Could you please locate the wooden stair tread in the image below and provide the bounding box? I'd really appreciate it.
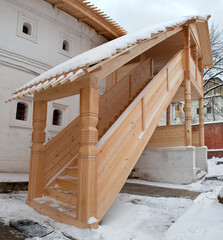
[57,175,77,182]
[56,175,78,190]
[34,196,76,217]
[45,186,77,206]
[28,198,98,229]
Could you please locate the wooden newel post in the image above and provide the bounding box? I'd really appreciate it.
[184,26,192,146]
[28,99,47,201]
[77,86,99,223]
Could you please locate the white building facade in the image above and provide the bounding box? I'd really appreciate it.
[0,0,108,172]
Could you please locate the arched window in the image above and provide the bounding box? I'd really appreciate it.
[16,102,28,121]
[62,40,69,52]
[52,109,62,126]
[22,22,32,35]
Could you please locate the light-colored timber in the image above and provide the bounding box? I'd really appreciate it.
[13,16,212,229]
[147,125,199,148]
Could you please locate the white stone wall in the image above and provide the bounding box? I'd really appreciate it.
[0,0,107,172]
[134,146,207,184]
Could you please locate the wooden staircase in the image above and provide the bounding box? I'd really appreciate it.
[27,49,201,228]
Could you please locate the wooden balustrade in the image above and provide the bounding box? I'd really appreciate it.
[96,50,184,220]
[43,117,80,187]
[98,58,153,137]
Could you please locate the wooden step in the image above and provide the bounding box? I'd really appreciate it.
[28,198,97,229]
[66,166,78,177]
[56,175,78,190]
[45,186,77,206]
[69,158,78,167]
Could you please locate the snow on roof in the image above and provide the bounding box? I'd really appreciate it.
[7,15,209,102]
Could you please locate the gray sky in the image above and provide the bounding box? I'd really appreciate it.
[90,0,223,32]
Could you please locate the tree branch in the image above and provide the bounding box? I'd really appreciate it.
[204,82,223,96]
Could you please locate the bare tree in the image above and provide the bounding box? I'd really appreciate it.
[203,23,223,96]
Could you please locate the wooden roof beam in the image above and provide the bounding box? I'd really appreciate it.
[62,0,123,38]
[79,16,89,22]
[35,75,97,102]
[53,1,65,8]
[98,30,110,35]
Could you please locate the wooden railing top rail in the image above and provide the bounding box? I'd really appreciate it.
[97,50,184,149]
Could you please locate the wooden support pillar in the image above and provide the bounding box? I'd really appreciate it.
[184,26,192,146]
[27,98,47,201]
[77,86,99,223]
[166,105,171,126]
[199,97,205,146]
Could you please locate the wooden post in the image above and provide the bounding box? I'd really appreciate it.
[199,97,204,146]
[27,98,47,201]
[184,27,192,146]
[166,105,171,126]
[150,58,154,77]
[77,85,99,223]
[191,45,198,82]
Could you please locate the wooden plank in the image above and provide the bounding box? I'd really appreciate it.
[147,125,200,148]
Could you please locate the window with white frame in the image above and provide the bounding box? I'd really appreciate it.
[47,102,68,132]
[17,12,38,43]
[10,96,33,129]
[59,33,72,57]
[52,109,63,126]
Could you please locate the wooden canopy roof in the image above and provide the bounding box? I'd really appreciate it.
[45,0,127,40]
[7,15,213,103]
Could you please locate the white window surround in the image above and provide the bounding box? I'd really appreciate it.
[9,96,33,129]
[17,12,38,43]
[47,102,68,132]
[59,33,73,57]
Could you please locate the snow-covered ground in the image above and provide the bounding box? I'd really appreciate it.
[0,157,223,240]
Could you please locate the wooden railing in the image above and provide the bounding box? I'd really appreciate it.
[96,50,185,220]
[43,117,80,186]
[190,53,203,90]
[98,58,153,136]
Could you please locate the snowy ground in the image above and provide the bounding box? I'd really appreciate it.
[0,157,223,240]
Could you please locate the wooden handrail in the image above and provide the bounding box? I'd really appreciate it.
[96,50,185,220]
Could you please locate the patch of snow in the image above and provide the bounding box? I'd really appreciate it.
[88,217,98,224]
[165,190,223,240]
[207,157,223,177]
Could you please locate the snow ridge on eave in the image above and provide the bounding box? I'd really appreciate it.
[14,15,208,94]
